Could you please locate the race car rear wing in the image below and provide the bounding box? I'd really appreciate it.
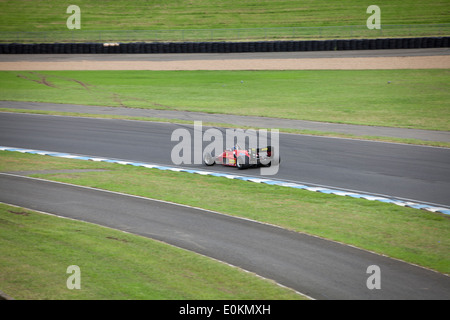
[247,146,273,159]
[257,146,272,157]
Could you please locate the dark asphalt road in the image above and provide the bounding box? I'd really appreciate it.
[1,173,449,300]
[1,113,449,206]
[2,101,449,142]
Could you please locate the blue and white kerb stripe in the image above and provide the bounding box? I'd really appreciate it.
[1,146,449,215]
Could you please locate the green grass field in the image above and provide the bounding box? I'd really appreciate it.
[1,70,449,131]
[1,1,449,42]
[1,0,449,32]
[0,203,306,300]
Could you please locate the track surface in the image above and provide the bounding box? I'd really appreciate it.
[1,113,449,207]
[2,101,450,142]
[1,173,449,300]
[1,48,449,300]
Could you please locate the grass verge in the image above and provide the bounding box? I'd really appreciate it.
[0,203,305,300]
[1,70,449,131]
[1,151,449,278]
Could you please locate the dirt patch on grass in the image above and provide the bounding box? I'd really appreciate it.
[8,210,30,216]
[106,236,129,243]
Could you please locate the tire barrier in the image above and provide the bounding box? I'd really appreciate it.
[0,37,448,54]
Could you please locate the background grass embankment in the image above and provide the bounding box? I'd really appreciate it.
[1,70,449,131]
[0,1,449,42]
[0,0,448,31]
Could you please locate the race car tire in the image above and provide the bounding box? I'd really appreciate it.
[236,156,250,170]
[203,152,215,166]
[262,156,281,167]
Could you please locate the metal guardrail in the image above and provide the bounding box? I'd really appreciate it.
[0,24,449,43]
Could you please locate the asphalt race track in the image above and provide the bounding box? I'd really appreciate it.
[1,113,449,207]
[2,100,450,142]
[1,173,449,300]
[1,49,449,300]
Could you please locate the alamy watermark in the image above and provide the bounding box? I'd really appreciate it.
[366,265,381,290]
[170,121,280,175]
[66,5,81,30]
[367,5,381,30]
[66,265,81,290]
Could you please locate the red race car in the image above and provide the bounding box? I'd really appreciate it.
[203,144,279,169]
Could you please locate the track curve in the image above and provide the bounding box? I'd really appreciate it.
[1,173,449,300]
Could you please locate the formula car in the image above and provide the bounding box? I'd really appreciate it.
[203,144,279,169]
